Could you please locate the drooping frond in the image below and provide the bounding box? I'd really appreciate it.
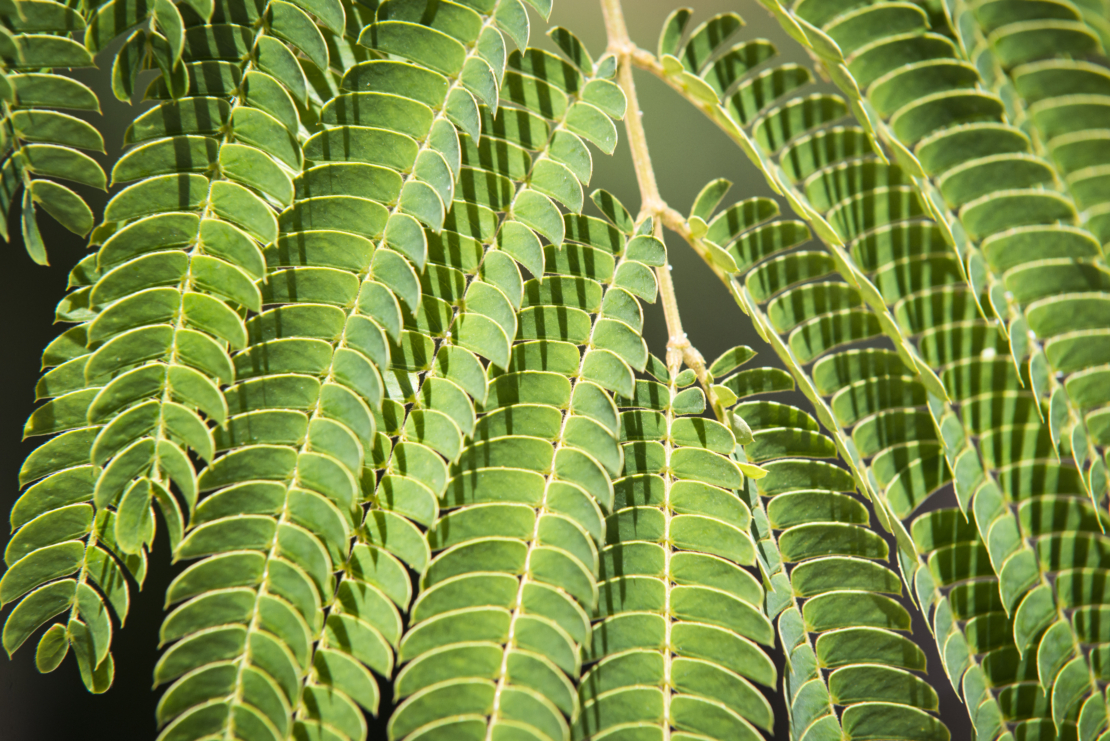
[152,1,519,738]
[154,4,616,741]
[383,61,641,736]
[574,350,776,740]
[743,390,952,741]
[754,408,945,736]
[284,1,540,733]
[752,0,1110,730]
[638,19,979,737]
[910,508,1051,741]
[640,11,1062,737]
[765,0,1110,511]
[387,226,626,738]
[1,0,103,263]
[1,2,149,686]
[2,0,349,701]
[3,256,134,693]
[634,6,1110,737]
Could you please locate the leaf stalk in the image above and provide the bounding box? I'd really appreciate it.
[600,0,708,388]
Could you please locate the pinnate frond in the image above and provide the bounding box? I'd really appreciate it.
[1,0,103,263]
[734,369,949,741]
[749,0,1110,730]
[630,4,1110,736]
[386,39,637,739]
[5,0,350,706]
[9,0,1110,738]
[575,353,777,741]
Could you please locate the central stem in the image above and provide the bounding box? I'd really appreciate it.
[601,0,706,382]
[601,0,662,211]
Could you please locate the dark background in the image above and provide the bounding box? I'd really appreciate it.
[0,1,972,738]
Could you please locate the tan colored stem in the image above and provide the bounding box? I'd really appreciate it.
[600,0,710,386]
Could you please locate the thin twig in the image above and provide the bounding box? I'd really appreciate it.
[600,0,711,388]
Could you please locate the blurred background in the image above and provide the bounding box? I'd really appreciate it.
[0,1,972,738]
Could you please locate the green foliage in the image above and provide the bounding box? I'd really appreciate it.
[757,0,1110,734]
[576,358,775,741]
[1,0,103,263]
[750,396,948,741]
[4,0,1110,739]
[668,152,951,739]
[769,0,1110,500]
[636,1,1110,738]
